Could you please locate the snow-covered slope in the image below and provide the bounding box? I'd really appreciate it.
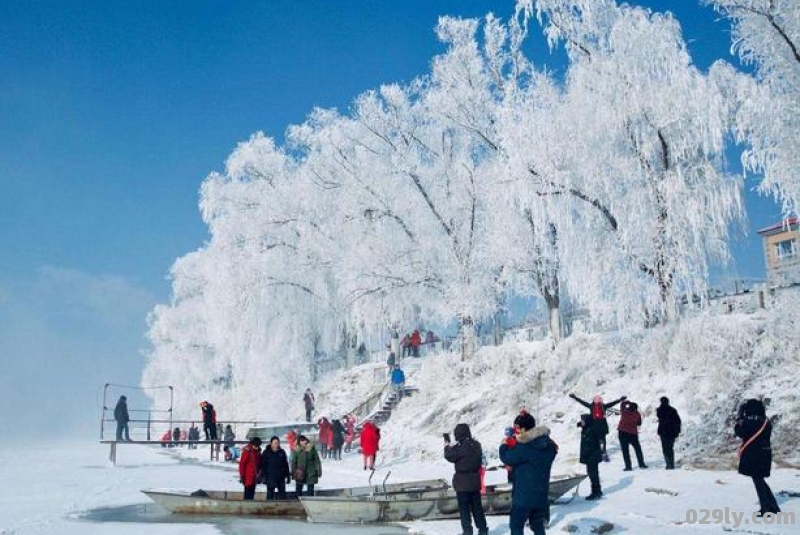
[315,302,800,474]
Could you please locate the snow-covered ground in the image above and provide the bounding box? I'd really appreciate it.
[3,438,797,535]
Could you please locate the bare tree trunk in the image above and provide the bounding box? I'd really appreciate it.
[459,316,475,361]
[544,288,562,343]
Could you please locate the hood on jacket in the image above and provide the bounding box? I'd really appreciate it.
[516,426,551,445]
[454,423,472,442]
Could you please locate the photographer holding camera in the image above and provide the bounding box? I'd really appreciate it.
[444,424,488,535]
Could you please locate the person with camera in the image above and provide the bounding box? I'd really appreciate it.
[735,399,780,517]
[444,424,488,535]
[500,413,558,535]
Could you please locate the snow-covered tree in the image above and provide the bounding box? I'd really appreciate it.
[705,0,800,214]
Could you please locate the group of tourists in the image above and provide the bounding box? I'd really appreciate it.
[399,329,437,358]
[237,418,383,500]
[445,394,780,535]
[316,415,356,460]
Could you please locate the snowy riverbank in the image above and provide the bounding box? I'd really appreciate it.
[3,439,798,534]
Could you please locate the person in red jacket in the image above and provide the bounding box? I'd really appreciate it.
[617,401,647,471]
[360,420,380,470]
[410,330,422,357]
[286,429,297,452]
[344,415,356,453]
[317,417,332,459]
[239,437,262,500]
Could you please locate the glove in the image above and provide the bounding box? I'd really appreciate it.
[621,395,627,400]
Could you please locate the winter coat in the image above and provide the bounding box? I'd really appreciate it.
[261,447,291,484]
[318,418,331,446]
[331,420,345,449]
[172,428,181,442]
[444,423,483,493]
[201,403,216,425]
[570,394,624,436]
[188,427,199,441]
[657,403,682,438]
[224,427,236,447]
[114,398,129,423]
[618,404,642,435]
[579,418,603,465]
[239,444,261,487]
[410,331,422,348]
[292,445,322,484]
[499,426,558,508]
[286,430,297,451]
[735,404,773,478]
[304,391,315,410]
[345,417,356,442]
[360,422,380,456]
[391,368,405,385]
[401,335,411,348]
[387,353,396,368]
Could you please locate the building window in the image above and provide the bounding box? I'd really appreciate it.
[774,239,797,259]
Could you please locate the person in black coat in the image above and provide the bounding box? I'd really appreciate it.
[444,423,488,535]
[735,399,780,516]
[331,419,345,460]
[114,395,130,442]
[261,436,292,500]
[578,414,603,500]
[656,397,681,469]
[500,413,558,535]
[569,393,626,458]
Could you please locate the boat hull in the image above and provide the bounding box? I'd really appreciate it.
[300,474,587,523]
[142,478,449,516]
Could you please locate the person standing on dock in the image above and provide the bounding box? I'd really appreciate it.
[292,435,322,496]
[113,395,130,442]
[239,437,262,500]
[261,436,291,500]
[200,401,217,440]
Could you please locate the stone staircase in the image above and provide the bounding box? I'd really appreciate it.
[356,385,418,430]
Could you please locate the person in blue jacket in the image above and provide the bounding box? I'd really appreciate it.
[390,365,406,400]
[500,413,558,535]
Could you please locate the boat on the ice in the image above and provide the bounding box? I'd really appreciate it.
[142,478,449,516]
[299,474,587,524]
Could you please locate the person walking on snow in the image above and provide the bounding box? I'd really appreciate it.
[410,329,422,357]
[114,395,130,442]
[578,414,604,500]
[317,417,332,459]
[391,365,406,400]
[569,393,625,460]
[445,423,488,535]
[656,396,681,470]
[500,413,558,535]
[292,435,322,496]
[735,399,780,517]
[239,437,262,500]
[360,420,380,470]
[303,389,315,423]
[261,436,291,500]
[618,401,647,471]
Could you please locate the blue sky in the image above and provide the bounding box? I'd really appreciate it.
[0,1,782,433]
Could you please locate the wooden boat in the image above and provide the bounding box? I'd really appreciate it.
[142,478,449,516]
[299,474,587,524]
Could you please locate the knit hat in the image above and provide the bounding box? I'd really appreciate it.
[514,413,537,430]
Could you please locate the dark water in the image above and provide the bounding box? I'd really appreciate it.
[75,502,408,535]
